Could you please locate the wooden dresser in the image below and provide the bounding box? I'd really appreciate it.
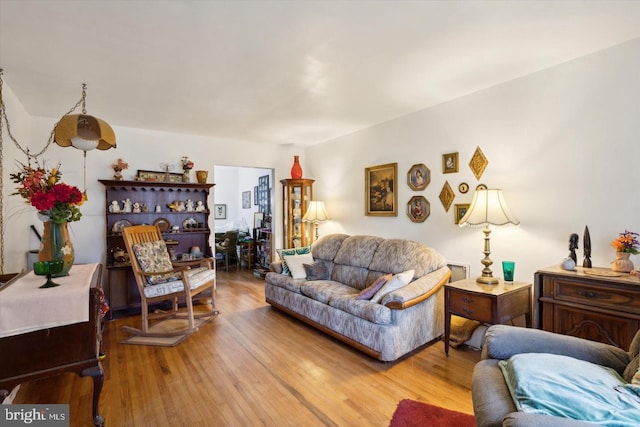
[0,264,104,426]
[535,265,640,350]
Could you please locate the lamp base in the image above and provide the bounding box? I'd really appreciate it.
[476,275,499,285]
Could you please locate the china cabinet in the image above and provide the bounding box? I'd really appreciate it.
[280,178,314,249]
[99,180,214,316]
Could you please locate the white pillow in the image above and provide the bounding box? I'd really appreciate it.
[283,253,315,279]
[370,269,414,303]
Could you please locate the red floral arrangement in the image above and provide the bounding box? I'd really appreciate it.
[10,160,83,223]
[181,156,194,171]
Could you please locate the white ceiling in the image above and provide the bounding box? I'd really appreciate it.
[2,1,640,146]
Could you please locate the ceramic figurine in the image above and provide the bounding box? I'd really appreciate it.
[560,257,576,271]
[123,198,132,213]
[186,199,194,212]
[195,201,205,212]
[109,200,121,213]
[132,202,141,213]
[176,201,186,212]
[155,204,162,213]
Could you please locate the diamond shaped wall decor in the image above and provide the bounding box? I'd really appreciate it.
[469,146,489,180]
[439,181,455,212]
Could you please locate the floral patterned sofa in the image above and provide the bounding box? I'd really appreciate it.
[265,234,450,361]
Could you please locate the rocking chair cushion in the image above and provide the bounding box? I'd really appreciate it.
[132,240,180,285]
[143,268,216,298]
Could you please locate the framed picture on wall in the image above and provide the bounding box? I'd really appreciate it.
[407,196,430,223]
[407,163,430,191]
[258,175,270,214]
[254,212,264,229]
[454,203,470,224]
[136,169,184,183]
[214,204,227,220]
[254,186,258,205]
[242,191,251,209]
[442,152,459,174]
[364,162,397,216]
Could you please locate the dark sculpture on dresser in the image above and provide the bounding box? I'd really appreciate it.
[583,226,592,268]
[569,233,579,264]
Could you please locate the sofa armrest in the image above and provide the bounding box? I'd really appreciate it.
[382,266,451,309]
[269,261,283,274]
[482,325,630,374]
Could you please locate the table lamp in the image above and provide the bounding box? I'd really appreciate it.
[458,189,519,284]
[302,201,331,242]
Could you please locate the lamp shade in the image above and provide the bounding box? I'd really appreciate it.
[54,114,116,151]
[459,189,519,227]
[302,201,331,224]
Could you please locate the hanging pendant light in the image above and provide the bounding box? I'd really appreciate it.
[54,83,116,201]
[54,83,116,151]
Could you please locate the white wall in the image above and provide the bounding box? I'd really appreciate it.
[306,38,640,284]
[1,95,303,271]
[4,38,639,284]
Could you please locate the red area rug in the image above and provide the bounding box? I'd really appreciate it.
[389,399,475,427]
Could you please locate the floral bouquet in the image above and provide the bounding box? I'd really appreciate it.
[10,160,83,223]
[181,156,194,171]
[112,158,129,172]
[611,230,640,255]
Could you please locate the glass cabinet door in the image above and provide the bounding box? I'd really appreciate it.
[281,178,314,249]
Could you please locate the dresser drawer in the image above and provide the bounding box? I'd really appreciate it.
[448,289,493,323]
[553,279,640,314]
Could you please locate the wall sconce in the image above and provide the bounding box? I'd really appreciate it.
[458,189,519,284]
[302,201,331,242]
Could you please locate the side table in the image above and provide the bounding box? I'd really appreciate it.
[444,278,532,355]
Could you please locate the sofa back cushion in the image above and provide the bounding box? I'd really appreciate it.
[368,238,446,279]
[332,235,384,289]
[310,234,350,277]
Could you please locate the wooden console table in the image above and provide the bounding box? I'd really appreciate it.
[535,265,640,350]
[0,264,104,427]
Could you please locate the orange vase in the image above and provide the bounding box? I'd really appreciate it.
[291,155,303,179]
[612,251,634,273]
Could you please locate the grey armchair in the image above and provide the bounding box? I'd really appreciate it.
[472,324,640,427]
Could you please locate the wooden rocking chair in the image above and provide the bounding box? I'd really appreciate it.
[121,225,218,337]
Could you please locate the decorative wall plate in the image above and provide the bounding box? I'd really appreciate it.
[153,218,170,232]
[469,146,489,180]
[439,181,455,212]
[112,219,133,233]
[182,217,197,230]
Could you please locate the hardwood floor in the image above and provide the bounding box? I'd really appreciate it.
[13,270,480,426]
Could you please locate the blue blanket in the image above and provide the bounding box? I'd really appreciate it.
[499,353,640,427]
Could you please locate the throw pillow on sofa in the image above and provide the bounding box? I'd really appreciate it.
[277,246,311,275]
[370,269,414,303]
[303,261,329,281]
[283,253,314,279]
[357,273,392,300]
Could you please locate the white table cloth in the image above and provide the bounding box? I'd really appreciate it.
[0,263,98,338]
